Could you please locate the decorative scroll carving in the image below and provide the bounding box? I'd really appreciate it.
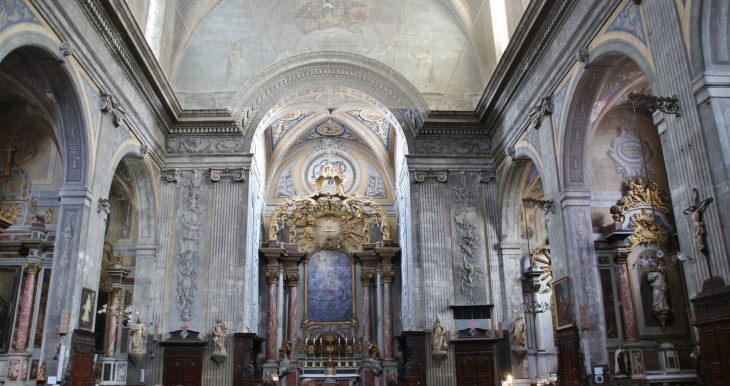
[161,168,179,183]
[618,178,671,213]
[58,42,73,62]
[166,137,245,154]
[177,170,204,321]
[530,245,553,293]
[210,167,246,182]
[269,162,390,251]
[412,169,447,183]
[312,138,351,155]
[479,170,495,183]
[274,162,297,197]
[529,97,553,129]
[577,48,590,69]
[608,125,655,179]
[627,209,670,252]
[364,162,386,198]
[628,92,680,116]
[99,92,127,128]
[452,172,483,304]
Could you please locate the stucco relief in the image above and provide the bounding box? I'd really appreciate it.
[450,172,485,304]
[275,162,297,198]
[608,125,655,179]
[414,137,489,155]
[364,162,386,198]
[176,170,206,321]
[166,136,245,154]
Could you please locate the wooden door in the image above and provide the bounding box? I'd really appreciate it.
[556,329,580,386]
[68,330,95,386]
[699,324,730,385]
[456,354,494,386]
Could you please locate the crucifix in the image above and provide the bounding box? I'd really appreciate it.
[683,188,714,281]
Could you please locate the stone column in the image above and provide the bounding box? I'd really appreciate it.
[14,262,41,352]
[265,270,279,363]
[381,270,395,361]
[285,274,299,361]
[105,288,122,357]
[613,252,637,341]
[361,273,374,359]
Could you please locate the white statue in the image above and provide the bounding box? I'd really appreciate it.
[212,318,227,354]
[129,317,146,354]
[512,315,526,348]
[647,271,670,313]
[431,314,447,351]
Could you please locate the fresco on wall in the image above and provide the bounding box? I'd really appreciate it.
[0,0,42,33]
[306,250,353,323]
[605,1,647,46]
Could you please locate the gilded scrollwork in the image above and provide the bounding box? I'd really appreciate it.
[530,244,553,293]
[268,161,390,252]
[627,209,670,252]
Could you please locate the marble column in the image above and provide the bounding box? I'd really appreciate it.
[105,288,122,357]
[613,252,637,341]
[381,270,394,361]
[265,271,279,363]
[361,273,374,359]
[285,274,299,360]
[14,262,41,352]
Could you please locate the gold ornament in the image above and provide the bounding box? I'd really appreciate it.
[627,209,670,252]
[618,178,671,213]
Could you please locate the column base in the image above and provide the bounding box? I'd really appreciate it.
[4,352,32,386]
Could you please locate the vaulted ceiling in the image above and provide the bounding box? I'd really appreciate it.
[129,0,530,112]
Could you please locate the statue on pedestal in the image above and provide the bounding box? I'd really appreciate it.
[512,315,526,348]
[128,317,146,366]
[212,319,227,354]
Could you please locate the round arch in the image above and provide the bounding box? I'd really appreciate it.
[228,51,430,152]
[0,30,90,188]
[562,40,657,190]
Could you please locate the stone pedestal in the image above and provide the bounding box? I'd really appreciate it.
[4,352,32,385]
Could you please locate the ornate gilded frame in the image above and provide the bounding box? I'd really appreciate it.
[301,249,358,327]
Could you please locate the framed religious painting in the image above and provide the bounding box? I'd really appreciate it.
[0,266,21,353]
[302,250,357,327]
[78,288,96,331]
[552,277,574,330]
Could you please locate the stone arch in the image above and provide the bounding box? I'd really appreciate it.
[691,0,730,76]
[0,31,90,188]
[562,41,657,190]
[229,51,429,152]
[106,152,158,245]
[499,147,545,245]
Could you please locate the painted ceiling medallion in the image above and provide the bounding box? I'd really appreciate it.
[359,109,383,121]
[316,123,344,136]
[315,93,345,103]
[280,110,303,120]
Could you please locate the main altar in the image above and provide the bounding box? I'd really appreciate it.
[258,161,400,386]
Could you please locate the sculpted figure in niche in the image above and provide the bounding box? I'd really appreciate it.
[512,314,526,348]
[431,314,447,351]
[130,317,146,354]
[683,189,714,253]
[647,269,670,313]
[212,318,227,354]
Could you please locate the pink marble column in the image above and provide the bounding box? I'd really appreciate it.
[614,253,637,341]
[105,288,121,357]
[265,271,279,363]
[381,270,394,361]
[286,274,299,360]
[360,274,374,359]
[14,263,41,352]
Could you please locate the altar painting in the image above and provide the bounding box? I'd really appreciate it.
[0,266,20,353]
[305,250,354,323]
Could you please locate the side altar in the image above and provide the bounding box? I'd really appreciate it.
[259,161,400,386]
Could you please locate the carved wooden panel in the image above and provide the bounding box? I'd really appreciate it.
[68,329,95,386]
[160,330,207,386]
[453,338,497,386]
[556,328,580,386]
[233,333,264,386]
[396,331,426,386]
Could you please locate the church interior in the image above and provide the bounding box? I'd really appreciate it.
[0,0,729,385]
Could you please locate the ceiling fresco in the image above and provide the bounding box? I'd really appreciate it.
[141,0,529,111]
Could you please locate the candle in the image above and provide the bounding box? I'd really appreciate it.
[345,337,348,344]
[339,338,341,344]
[320,338,322,344]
